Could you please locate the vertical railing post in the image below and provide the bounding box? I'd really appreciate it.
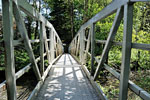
[2,0,17,99]
[74,40,76,55]
[84,29,91,65]
[72,40,74,55]
[54,33,56,58]
[91,24,95,76]
[57,41,60,55]
[56,38,59,57]
[62,42,64,54]
[40,22,44,75]
[71,41,73,54]
[75,38,77,55]
[13,2,42,81]
[76,35,80,56]
[80,30,85,64]
[55,38,57,57]
[74,39,76,55]
[43,26,51,64]
[50,29,54,62]
[69,43,71,54]
[49,28,51,59]
[119,3,133,100]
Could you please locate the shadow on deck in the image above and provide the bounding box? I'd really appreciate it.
[35,54,99,100]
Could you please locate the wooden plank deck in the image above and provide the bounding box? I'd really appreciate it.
[35,54,99,100]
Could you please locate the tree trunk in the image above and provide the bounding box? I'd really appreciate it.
[70,1,74,39]
[27,21,32,39]
[68,0,74,39]
[83,0,88,23]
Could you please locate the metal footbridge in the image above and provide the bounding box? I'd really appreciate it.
[0,0,150,100]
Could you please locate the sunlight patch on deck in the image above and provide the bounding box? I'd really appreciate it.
[35,54,99,100]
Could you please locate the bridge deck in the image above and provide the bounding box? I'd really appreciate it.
[35,54,99,100]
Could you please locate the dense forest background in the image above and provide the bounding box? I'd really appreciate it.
[0,0,150,99]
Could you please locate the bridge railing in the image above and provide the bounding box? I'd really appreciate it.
[69,0,150,100]
[0,0,63,100]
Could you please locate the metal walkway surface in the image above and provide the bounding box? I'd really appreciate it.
[35,54,99,100]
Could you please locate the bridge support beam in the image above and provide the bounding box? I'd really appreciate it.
[76,35,80,56]
[84,29,91,65]
[91,24,95,76]
[80,30,85,64]
[43,24,51,64]
[50,29,55,62]
[2,0,17,99]
[40,22,44,75]
[13,2,41,81]
[119,3,133,100]
[94,7,124,80]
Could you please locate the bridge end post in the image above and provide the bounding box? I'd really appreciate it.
[91,23,95,76]
[79,30,85,65]
[50,29,55,62]
[40,22,44,75]
[119,3,133,100]
[2,0,17,99]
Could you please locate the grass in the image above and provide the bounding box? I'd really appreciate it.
[95,70,150,100]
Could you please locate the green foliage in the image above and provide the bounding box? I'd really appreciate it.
[0,46,4,70]
[14,48,30,71]
[44,0,73,44]
[43,0,113,44]
[135,70,150,91]
[44,60,49,68]
[108,46,122,67]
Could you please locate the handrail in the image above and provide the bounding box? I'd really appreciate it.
[0,54,45,91]
[1,0,64,100]
[69,0,150,100]
[69,0,132,46]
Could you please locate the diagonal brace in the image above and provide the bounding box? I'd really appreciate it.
[76,35,80,56]
[84,30,91,63]
[119,3,133,100]
[42,24,51,64]
[13,2,41,81]
[94,7,124,80]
